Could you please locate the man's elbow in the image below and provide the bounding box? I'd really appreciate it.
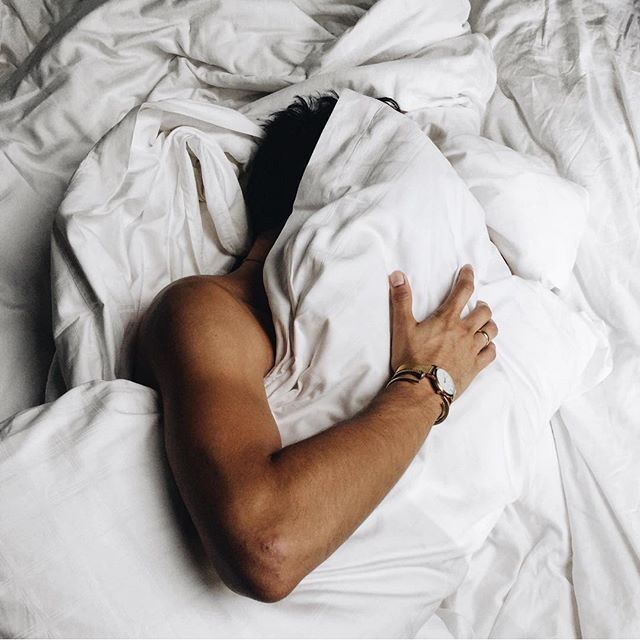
[240,570,296,604]
[216,528,301,603]
[246,538,300,602]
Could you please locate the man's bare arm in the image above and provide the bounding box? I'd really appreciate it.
[138,266,497,603]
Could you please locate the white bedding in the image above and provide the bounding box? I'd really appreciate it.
[466,2,640,637]
[0,0,491,419]
[0,0,638,636]
[0,89,611,637]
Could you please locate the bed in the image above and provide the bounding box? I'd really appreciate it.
[0,0,638,637]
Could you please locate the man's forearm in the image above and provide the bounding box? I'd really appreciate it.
[235,379,443,599]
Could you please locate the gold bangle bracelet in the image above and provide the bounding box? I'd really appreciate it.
[434,399,448,425]
[386,369,450,425]
[387,365,432,389]
[385,373,421,388]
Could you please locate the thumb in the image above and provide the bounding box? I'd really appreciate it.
[388,270,414,326]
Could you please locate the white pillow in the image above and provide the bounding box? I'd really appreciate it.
[264,90,609,443]
[439,133,589,290]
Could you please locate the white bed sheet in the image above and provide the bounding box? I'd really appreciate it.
[0,0,638,636]
[444,1,640,637]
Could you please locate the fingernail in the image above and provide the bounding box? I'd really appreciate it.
[389,271,405,287]
[459,264,472,276]
[477,299,487,306]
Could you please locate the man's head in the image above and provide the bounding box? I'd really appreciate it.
[245,92,402,237]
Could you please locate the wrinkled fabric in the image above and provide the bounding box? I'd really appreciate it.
[50,95,592,392]
[1,0,637,636]
[439,1,640,637]
[0,91,612,638]
[0,0,491,419]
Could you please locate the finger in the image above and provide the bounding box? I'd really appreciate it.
[473,319,498,353]
[388,270,416,329]
[464,300,492,331]
[441,264,475,318]
[476,341,497,370]
[484,319,499,340]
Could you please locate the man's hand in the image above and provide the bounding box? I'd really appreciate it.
[388,265,498,397]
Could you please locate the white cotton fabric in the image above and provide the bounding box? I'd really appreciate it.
[49,101,592,392]
[50,99,262,390]
[2,0,638,636]
[0,90,612,638]
[426,2,640,637]
[0,0,492,420]
[467,3,640,637]
[438,134,589,291]
[263,90,610,442]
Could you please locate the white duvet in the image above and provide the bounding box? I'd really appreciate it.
[0,0,637,637]
[1,82,611,637]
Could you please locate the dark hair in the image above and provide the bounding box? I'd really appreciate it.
[244,92,402,235]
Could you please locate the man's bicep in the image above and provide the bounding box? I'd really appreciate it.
[148,280,283,466]
[162,370,282,470]
[158,370,283,596]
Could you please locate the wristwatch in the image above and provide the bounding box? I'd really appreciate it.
[386,363,456,424]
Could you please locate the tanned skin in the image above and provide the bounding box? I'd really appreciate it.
[134,229,498,603]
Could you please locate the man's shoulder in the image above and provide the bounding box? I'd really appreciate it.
[138,275,273,385]
[151,275,237,324]
[144,275,256,351]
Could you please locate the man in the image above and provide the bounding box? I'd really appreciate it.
[134,93,498,603]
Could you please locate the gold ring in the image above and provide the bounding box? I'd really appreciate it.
[478,329,491,347]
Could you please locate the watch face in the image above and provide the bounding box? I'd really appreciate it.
[436,367,456,397]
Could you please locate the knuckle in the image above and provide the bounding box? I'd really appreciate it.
[444,313,459,331]
[393,288,411,303]
[432,306,447,320]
